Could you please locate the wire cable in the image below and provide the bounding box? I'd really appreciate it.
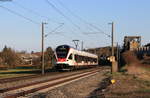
[11,1,61,24]
[89,24,111,37]
[45,23,64,37]
[56,0,110,37]
[45,0,81,30]
[56,0,86,24]
[0,5,39,25]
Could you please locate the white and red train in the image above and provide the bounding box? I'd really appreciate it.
[54,45,98,70]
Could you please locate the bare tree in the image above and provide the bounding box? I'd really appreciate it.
[0,46,21,68]
[44,47,54,68]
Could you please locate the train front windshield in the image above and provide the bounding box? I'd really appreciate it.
[56,45,69,58]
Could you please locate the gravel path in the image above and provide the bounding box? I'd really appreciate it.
[27,67,110,98]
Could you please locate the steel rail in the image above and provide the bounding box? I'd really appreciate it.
[0,67,97,83]
[1,68,101,98]
[0,68,101,93]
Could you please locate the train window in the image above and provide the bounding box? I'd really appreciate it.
[68,54,72,60]
[85,57,88,63]
[78,55,82,63]
[74,55,82,63]
[80,56,84,61]
[56,45,69,58]
[94,58,97,63]
[75,55,77,61]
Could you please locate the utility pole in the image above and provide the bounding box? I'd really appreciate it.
[72,40,79,49]
[112,22,114,57]
[116,43,119,61]
[109,22,118,73]
[109,22,114,57]
[116,43,120,66]
[81,41,83,50]
[41,22,47,75]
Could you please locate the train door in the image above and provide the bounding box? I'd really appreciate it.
[67,53,74,66]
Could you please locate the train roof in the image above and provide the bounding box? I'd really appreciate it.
[56,44,72,48]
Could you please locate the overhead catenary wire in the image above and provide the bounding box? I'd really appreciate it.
[45,24,74,40]
[56,0,110,37]
[45,0,81,30]
[45,23,64,37]
[45,0,87,40]
[89,24,111,37]
[0,5,39,25]
[56,0,94,32]
[11,1,62,24]
[56,0,87,24]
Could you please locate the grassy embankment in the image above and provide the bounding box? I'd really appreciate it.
[103,51,150,97]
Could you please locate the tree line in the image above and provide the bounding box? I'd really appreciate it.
[0,46,54,69]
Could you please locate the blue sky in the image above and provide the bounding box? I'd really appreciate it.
[0,0,150,52]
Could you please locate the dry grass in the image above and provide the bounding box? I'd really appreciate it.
[122,51,140,65]
[100,51,150,97]
[104,74,150,98]
[121,51,150,80]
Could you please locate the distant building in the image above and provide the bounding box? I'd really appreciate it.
[124,36,141,51]
[20,53,39,65]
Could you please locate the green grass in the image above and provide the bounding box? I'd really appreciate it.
[143,67,150,72]
[0,66,55,79]
[0,68,41,79]
[0,74,35,79]
[136,89,150,93]
[136,79,150,87]
[0,69,38,73]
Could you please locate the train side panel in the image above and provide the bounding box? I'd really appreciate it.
[54,45,98,70]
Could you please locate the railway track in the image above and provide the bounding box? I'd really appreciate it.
[0,67,107,98]
[0,67,99,84]
[0,72,60,84]
[0,74,40,84]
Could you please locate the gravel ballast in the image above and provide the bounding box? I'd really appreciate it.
[28,67,110,98]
